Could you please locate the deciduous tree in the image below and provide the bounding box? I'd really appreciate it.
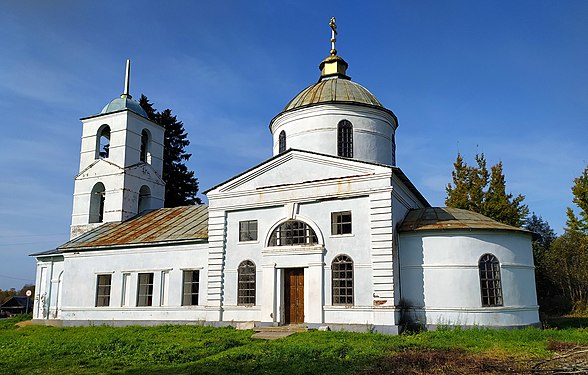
[543,230,588,312]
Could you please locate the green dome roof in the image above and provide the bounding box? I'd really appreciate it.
[283,77,384,113]
[100,96,148,118]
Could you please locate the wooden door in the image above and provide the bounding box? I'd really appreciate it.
[284,268,304,324]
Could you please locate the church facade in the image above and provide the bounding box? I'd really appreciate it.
[32,27,540,333]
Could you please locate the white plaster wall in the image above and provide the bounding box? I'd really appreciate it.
[33,256,64,320]
[222,195,384,326]
[399,231,539,327]
[71,110,165,238]
[58,243,210,322]
[79,111,164,174]
[270,104,397,166]
[209,152,426,328]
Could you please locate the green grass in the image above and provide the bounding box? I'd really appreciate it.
[0,317,587,374]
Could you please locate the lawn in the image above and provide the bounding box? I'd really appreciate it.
[1,316,587,374]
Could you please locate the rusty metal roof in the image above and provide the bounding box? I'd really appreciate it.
[398,207,531,235]
[280,77,392,115]
[59,205,208,251]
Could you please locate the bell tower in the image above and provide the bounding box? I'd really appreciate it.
[70,60,165,239]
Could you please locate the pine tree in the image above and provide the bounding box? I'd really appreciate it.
[139,95,201,207]
[484,162,528,227]
[445,153,471,209]
[566,165,588,233]
[445,152,528,227]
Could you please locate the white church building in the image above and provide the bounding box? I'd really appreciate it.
[32,23,539,333]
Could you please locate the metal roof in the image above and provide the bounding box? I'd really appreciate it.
[59,205,209,251]
[398,207,531,235]
[281,77,390,113]
[100,96,148,118]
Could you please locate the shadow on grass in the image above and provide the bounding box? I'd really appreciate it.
[543,316,588,329]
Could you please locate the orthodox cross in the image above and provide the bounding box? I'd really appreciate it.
[329,17,337,55]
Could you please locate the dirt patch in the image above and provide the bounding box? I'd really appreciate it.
[356,348,532,374]
[15,320,33,328]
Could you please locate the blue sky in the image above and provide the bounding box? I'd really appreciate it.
[1,1,587,289]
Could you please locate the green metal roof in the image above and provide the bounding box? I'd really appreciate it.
[100,96,148,118]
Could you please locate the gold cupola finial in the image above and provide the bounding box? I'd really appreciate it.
[319,17,349,80]
[121,59,132,99]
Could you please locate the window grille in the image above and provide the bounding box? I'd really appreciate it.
[279,130,286,154]
[337,120,353,158]
[479,254,503,307]
[332,255,353,305]
[238,261,256,305]
[268,220,318,246]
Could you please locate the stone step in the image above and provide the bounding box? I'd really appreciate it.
[252,331,297,340]
[253,324,307,333]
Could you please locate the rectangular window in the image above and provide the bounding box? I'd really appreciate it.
[331,211,352,235]
[137,273,154,307]
[239,220,258,242]
[182,270,200,306]
[95,274,112,307]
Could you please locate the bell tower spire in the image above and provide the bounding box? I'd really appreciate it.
[122,59,131,99]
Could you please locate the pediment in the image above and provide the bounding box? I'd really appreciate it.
[209,150,388,194]
[75,159,124,179]
[124,163,165,185]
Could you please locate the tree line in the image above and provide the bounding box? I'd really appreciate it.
[446,153,588,315]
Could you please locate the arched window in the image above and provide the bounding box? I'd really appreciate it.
[96,126,111,159]
[337,120,353,158]
[479,254,503,307]
[237,260,256,305]
[279,130,286,154]
[89,182,106,223]
[268,220,318,246]
[138,185,151,214]
[332,255,353,305]
[140,129,151,163]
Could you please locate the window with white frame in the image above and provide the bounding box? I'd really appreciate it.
[239,220,258,242]
[137,273,154,307]
[331,211,352,235]
[95,274,112,307]
[182,270,199,306]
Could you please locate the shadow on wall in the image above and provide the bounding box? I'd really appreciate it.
[398,236,425,331]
